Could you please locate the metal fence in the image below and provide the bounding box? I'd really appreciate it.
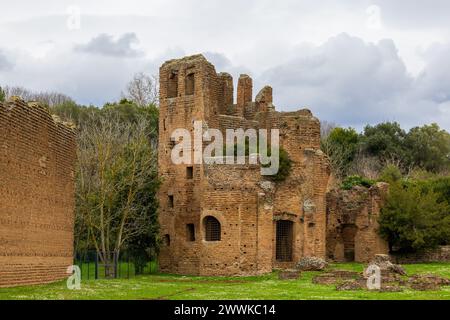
[74,250,158,280]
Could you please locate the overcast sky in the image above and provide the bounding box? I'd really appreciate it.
[1,0,450,130]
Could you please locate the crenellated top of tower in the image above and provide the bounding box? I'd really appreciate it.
[159,54,322,146]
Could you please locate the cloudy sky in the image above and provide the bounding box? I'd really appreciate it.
[1,0,450,130]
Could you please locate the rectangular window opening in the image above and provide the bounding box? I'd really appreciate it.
[186,166,194,179]
[168,195,174,208]
[186,224,195,242]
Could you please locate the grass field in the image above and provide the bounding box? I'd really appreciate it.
[1,263,449,300]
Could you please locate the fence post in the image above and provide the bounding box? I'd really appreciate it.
[95,252,98,280]
[114,251,119,279]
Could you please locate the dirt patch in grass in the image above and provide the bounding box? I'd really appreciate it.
[154,279,249,284]
[144,288,196,300]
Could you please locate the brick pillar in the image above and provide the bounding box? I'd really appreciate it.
[237,74,252,117]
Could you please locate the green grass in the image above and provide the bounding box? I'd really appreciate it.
[1,263,449,300]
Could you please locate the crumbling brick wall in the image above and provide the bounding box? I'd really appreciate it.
[390,246,450,264]
[0,97,76,287]
[157,55,331,276]
[326,183,390,263]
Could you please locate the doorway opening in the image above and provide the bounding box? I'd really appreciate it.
[275,220,293,262]
[342,224,357,262]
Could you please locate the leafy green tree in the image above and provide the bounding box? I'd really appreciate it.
[103,99,159,142]
[379,182,450,252]
[405,123,450,173]
[414,177,450,206]
[50,101,100,125]
[321,127,359,179]
[359,122,411,168]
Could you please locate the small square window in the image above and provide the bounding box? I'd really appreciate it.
[168,195,174,208]
[186,166,193,179]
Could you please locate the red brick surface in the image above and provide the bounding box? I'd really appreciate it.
[157,55,331,276]
[0,98,76,287]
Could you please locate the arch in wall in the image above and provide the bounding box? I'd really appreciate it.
[203,216,221,241]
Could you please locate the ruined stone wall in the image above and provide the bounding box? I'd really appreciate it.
[390,246,450,264]
[326,183,389,263]
[158,55,219,275]
[157,54,331,276]
[0,98,76,287]
[198,163,272,275]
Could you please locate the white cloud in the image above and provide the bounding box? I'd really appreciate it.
[0,50,14,71]
[260,33,450,130]
[0,1,449,130]
[74,33,143,57]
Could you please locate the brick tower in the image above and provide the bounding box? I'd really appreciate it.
[157,55,332,276]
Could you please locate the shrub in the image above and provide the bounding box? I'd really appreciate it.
[379,182,450,252]
[378,164,403,184]
[268,148,292,182]
[341,175,375,190]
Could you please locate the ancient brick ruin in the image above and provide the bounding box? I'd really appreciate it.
[326,183,390,263]
[0,97,76,287]
[157,54,388,276]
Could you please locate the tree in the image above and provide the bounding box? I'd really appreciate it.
[102,99,159,144]
[359,122,411,169]
[0,86,5,102]
[50,101,100,125]
[378,164,403,184]
[123,72,159,107]
[379,182,450,252]
[320,121,338,139]
[321,127,359,179]
[75,112,160,268]
[0,85,74,106]
[405,123,450,173]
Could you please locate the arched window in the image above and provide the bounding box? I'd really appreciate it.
[185,73,195,95]
[204,216,221,241]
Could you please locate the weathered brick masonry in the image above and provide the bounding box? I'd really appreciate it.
[326,183,389,263]
[157,54,340,276]
[0,97,76,287]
